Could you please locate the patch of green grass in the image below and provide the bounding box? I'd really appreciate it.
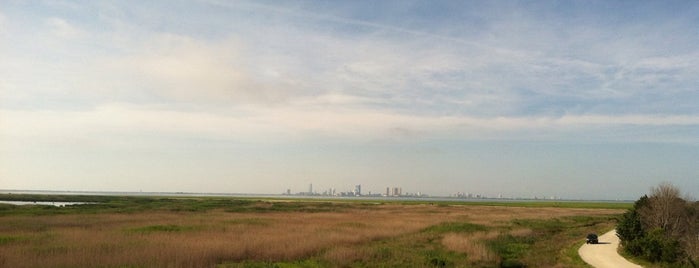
[495,215,617,267]
[223,201,353,213]
[563,240,592,267]
[423,222,488,234]
[487,234,535,265]
[225,218,272,226]
[219,259,328,268]
[424,249,462,267]
[0,235,24,245]
[511,218,566,234]
[31,245,71,256]
[334,222,367,228]
[127,224,199,234]
[618,247,661,268]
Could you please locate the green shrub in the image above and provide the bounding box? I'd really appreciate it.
[617,188,695,266]
[637,229,683,263]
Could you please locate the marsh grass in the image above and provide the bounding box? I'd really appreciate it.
[0,195,623,267]
[128,224,200,234]
[442,232,499,263]
[224,218,272,226]
[424,222,488,233]
[0,235,24,245]
[491,215,618,267]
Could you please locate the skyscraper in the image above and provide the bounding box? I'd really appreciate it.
[392,187,401,197]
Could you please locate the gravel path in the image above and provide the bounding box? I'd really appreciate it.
[578,229,642,268]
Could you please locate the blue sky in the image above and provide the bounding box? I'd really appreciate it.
[1,1,698,199]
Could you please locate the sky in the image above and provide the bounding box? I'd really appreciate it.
[1,1,698,200]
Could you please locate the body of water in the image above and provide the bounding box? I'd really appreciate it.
[0,201,91,207]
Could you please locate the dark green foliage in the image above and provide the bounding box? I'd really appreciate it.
[622,228,683,263]
[617,191,695,265]
[634,195,650,209]
[617,195,649,257]
[639,229,683,263]
[617,209,644,245]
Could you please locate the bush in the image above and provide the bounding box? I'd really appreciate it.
[638,229,683,263]
[617,208,644,244]
[617,183,696,265]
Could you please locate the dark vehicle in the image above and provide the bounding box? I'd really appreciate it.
[586,233,598,244]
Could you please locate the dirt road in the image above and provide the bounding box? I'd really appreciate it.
[578,229,642,268]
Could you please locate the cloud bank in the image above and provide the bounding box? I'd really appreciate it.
[1,1,698,198]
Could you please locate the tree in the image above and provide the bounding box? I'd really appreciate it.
[618,196,646,241]
[618,182,697,265]
[683,201,699,264]
[639,182,688,237]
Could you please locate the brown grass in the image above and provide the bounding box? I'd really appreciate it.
[0,204,621,267]
[442,231,499,262]
[440,228,533,263]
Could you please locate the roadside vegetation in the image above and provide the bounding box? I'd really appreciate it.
[617,182,699,267]
[0,194,623,267]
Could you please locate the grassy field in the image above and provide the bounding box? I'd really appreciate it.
[0,194,625,267]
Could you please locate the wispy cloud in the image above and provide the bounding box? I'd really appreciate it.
[45,17,84,38]
[4,102,699,145]
[2,1,699,197]
[3,0,699,143]
[0,10,6,35]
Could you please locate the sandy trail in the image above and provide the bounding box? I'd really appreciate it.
[578,229,642,268]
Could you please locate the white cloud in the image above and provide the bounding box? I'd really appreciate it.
[608,54,699,93]
[3,1,699,198]
[556,114,699,126]
[90,32,320,105]
[46,17,84,38]
[0,11,6,35]
[3,101,699,146]
[3,1,699,143]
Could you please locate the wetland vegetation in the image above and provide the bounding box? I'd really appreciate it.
[0,194,625,267]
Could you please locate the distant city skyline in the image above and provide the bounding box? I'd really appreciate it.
[283,182,563,200]
[1,1,698,200]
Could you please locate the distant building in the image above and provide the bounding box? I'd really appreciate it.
[354,185,361,196]
[392,187,401,197]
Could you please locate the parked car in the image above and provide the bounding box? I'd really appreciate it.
[586,233,598,244]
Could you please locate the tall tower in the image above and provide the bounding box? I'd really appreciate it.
[355,185,361,196]
[309,183,313,195]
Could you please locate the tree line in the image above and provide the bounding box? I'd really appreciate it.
[617,182,698,266]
